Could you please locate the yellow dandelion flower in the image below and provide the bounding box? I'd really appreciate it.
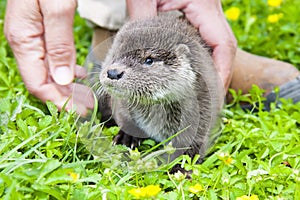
[129,185,161,198]
[236,194,259,200]
[188,183,204,194]
[267,13,283,23]
[268,0,282,7]
[68,172,79,182]
[225,7,241,21]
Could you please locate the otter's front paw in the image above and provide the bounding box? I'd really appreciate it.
[169,164,192,179]
[113,130,144,149]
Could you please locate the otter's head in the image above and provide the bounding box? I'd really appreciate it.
[99,18,203,105]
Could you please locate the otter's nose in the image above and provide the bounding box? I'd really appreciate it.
[107,69,124,80]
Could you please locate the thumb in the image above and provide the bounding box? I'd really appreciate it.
[39,0,77,85]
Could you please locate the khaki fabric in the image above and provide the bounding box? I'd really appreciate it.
[77,0,127,30]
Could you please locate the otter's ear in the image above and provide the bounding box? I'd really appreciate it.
[175,44,190,56]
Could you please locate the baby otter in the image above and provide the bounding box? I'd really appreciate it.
[97,15,223,162]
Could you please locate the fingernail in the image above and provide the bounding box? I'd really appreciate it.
[53,66,73,85]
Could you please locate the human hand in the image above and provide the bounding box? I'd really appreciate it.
[4,0,94,115]
[158,0,237,92]
[126,0,237,92]
[126,0,158,20]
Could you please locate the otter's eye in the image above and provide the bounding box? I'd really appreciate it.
[144,57,154,66]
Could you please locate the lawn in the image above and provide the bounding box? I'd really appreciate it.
[0,0,300,199]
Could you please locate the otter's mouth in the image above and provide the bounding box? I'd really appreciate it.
[103,84,126,98]
[101,76,175,105]
[101,81,136,101]
[103,84,156,104]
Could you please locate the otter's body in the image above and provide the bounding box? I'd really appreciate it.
[97,15,223,161]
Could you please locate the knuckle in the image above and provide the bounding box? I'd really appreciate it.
[27,85,42,97]
[230,36,238,47]
[4,23,32,48]
[5,31,29,49]
[4,30,15,45]
[4,24,21,45]
[226,36,238,53]
[47,43,74,59]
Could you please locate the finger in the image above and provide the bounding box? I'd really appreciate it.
[37,83,93,116]
[195,14,237,91]
[158,0,188,11]
[75,65,87,79]
[201,26,236,92]
[213,43,236,92]
[4,0,49,95]
[36,84,72,110]
[53,82,94,110]
[204,21,237,92]
[39,0,77,85]
[71,83,95,110]
[126,0,157,20]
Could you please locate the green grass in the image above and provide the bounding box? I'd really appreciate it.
[0,0,300,199]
